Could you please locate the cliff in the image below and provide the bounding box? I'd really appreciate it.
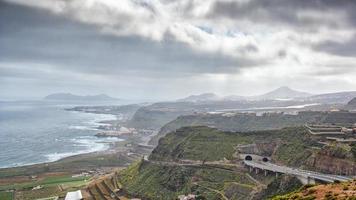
[305,144,356,175]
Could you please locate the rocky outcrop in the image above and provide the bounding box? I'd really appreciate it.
[237,142,278,157]
[306,149,356,175]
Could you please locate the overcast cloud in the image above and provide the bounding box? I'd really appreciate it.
[1,0,356,100]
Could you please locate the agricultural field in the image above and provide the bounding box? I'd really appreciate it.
[0,174,90,200]
[0,191,13,200]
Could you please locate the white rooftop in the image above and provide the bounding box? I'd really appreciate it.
[65,190,83,200]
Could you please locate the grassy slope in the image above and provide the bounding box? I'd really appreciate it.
[150,126,314,166]
[117,161,256,200]
[117,126,316,199]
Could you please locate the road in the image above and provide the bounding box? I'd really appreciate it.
[243,160,353,183]
[143,156,353,183]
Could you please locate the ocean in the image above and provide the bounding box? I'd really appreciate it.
[0,101,123,169]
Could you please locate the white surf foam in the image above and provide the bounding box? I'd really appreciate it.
[68,125,98,131]
[45,136,123,162]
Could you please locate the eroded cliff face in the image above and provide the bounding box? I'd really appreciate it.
[306,149,356,175]
[237,142,279,157]
[256,142,279,156]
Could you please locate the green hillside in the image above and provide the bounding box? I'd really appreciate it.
[116,126,318,199]
[118,160,256,200]
[150,126,314,166]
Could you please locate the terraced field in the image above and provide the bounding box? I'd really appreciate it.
[86,173,129,200]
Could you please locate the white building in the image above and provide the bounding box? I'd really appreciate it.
[65,190,83,200]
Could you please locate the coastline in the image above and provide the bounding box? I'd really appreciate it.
[0,102,155,199]
[0,103,121,169]
[0,133,152,179]
[0,106,154,179]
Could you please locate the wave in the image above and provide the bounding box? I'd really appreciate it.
[69,113,117,130]
[68,125,98,131]
[45,136,123,163]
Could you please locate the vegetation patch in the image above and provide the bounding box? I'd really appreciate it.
[117,160,256,200]
[150,126,313,166]
[0,191,13,200]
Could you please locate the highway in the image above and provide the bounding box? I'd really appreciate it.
[243,160,353,183]
[144,155,353,183]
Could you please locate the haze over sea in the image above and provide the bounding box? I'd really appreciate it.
[0,100,122,169]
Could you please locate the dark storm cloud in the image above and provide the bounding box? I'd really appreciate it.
[209,0,356,28]
[1,0,356,99]
[208,0,356,58]
[313,35,356,57]
[0,1,262,80]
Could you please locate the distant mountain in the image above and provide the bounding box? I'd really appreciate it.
[305,91,356,104]
[255,86,312,100]
[177,87,356,104]
[177,93,220,102]
[222,95,245,101]
[44,93,119,101]
[178,87,312,102]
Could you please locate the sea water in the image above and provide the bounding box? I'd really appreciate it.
[0,101,123,168]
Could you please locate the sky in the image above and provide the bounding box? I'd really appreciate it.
[1,0,356,100]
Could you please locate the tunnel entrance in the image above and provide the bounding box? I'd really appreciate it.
[245,155,252,161]
[262,157,269,162]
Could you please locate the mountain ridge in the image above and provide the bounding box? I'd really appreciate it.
[255,86,312,100]
[44,93,119,101]
[177,92,220,102]
[178,87,356,103]
[178,86,312,102]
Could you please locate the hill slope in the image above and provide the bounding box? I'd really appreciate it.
[272,180,356,200]
[114,126,315,200]
[149,111,326,146]
[345,97,356,110]
[149,126,314,165]
[305,91,356,104]
[100,126,356,199]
